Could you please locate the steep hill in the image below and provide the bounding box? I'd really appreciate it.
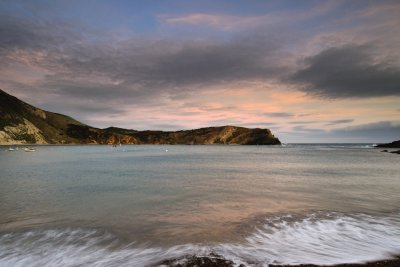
[0,89,281,145]
[0,89,86,144]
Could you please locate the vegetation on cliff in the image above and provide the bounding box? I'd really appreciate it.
[0,89,280,145]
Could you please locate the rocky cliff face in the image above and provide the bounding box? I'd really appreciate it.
[0,89,86,144]
[0,89,281,145]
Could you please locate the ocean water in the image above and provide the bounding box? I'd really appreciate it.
[0,144,399,266]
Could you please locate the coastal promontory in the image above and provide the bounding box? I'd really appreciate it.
[0,89,281,145]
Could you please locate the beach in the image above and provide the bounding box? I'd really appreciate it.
[158,256,400,266]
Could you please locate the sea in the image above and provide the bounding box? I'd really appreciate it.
[0,144,399,266]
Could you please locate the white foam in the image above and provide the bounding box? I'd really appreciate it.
[1,213,400,267]
[0,229,207,267]
[216,213,400,265]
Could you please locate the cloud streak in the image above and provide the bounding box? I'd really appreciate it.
[161,1,339,31]
[325,119,354,126]
[264,112,294,118]
[162,13,273,30]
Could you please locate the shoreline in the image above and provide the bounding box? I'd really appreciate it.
[270,258,400,267]
[158,255,400,267]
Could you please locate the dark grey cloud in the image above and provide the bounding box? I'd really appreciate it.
[0,13,302,133]
[0,13,287,107]
[0,16,59,52]
[287,121,400,143]
[139,35,282,85]
[0,15,84,65]
[292,44,400,98]
[264,112,293,118]
[332,121,400,140]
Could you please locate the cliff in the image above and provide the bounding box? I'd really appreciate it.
[0,89,281,145]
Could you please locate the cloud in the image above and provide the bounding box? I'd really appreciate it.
[161,2,339,31]
[1,2,400,139]
[288,121,318,125]
[264,112,294,118]
[292,125,324,133]
[0,12,293,127]
[161,13,272,30]
[287,121,400,143]
[291,44,400,98]
[331,121,400,141]
[325,119,354,126]
[288,119,353,126]
[0,14,287,102]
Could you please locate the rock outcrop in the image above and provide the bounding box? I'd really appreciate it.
[0,89,281,145]
[376,140,400,148]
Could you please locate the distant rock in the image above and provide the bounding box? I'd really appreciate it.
[376,140,400,148]
[0,89,281,145]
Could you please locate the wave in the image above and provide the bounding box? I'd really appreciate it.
[218,212,400,265]
[286,144,377,149]
[1,212,400,267]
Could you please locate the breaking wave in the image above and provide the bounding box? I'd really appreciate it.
[1,212,400,267]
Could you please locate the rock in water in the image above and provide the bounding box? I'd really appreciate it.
[376,140,400,148]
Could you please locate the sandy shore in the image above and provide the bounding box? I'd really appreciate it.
[158,255,400,267]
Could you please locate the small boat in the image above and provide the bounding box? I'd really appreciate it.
[24,147,36,152]
[8,147,16,151]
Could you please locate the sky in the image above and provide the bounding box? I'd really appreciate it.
[0,0,399,143]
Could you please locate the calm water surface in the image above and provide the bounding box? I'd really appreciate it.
[0,144,399,266]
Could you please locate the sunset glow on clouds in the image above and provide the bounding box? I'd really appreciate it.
[0,0,399,142]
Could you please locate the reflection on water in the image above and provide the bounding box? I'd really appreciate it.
[1,145,399,243]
